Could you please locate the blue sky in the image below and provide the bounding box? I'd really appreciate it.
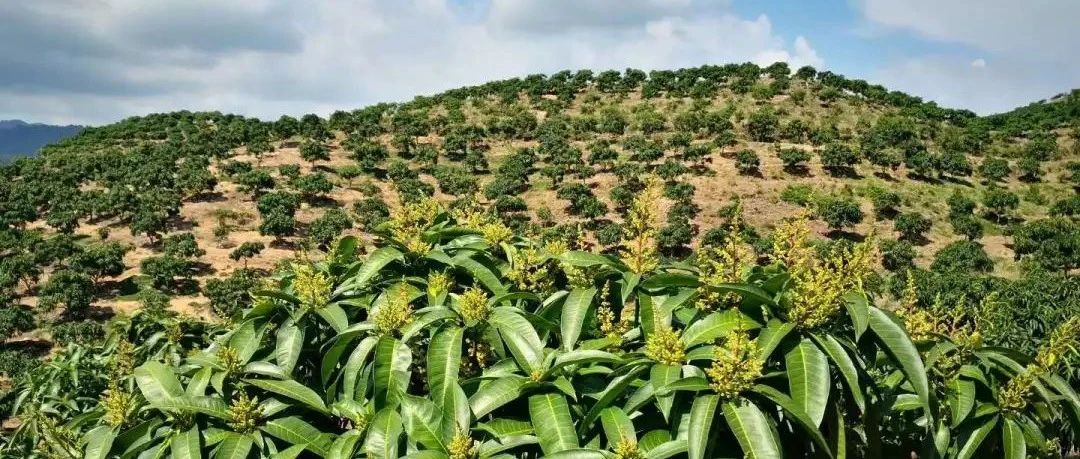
[1,0,1077,125]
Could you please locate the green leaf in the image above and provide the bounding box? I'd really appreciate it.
[470,375,529,418]
[706,283,776,307]
[811,334,865,414]
[476,419,534,437]
[641,273,700,289]
[342,336,379,401]
[453,254,507,294]
[151,395,230,419]
[722,399,782,459]
[529,393,579,455]
[786,339,830,427]
[756,319,795,361]
[269,444,307,459]
[561,288,597,351]
[650,364,681,421]
[1002,418,1026,459]
[336,246,403,294]
[550,350,619,372]
[600,407,637,445]
[261,416,332,457]
[680,309,760,348]
[644,440,688,459]
[948,379,976,427]
[328,430,364,459]
[579,366,648,434]
[134,361,184,403]
[542,450,607,459]
[868,307,932,422]
[490,308,543,373]
[213,433,253,459]
[83,426,115,459]
[688,394,719,459]
[401,395,450,452]
[558,251,626,269]
[841,291,869,340]
[427,325,463,407]
[171,426,202,459]
[316,304,349,333]
[373,336,412,409]
[246,378,329,414]
[363,409,403,459]
[956,415,998,459]
[750,385,832,458]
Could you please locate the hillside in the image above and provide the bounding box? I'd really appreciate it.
[0,120,84,162]
[1,63,1079,456]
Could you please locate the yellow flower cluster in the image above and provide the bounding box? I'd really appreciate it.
[612,437,644,459]
[897,274,938,343]
[770,213,813,269]
[507,247,555,295]
[1035,316,1080,370]
[621,177,663,274]
[998,316,1080,413]
[374,285,415,335]
[427,270,452,299]
[453,201,514,246]
[293,264,332,308]
[644,327,685,366]
[463,337,492,376]
[780,217,875,330]
[457,286,490,323]
[705,329,764,399]
[217,346,243,375]
[111,339,136,379]
[448,429,478,459]
[596,282,632,342]
[227,391,262,434]
[695,221,753,311]
[389,196,441,254]
[101,381,134,427]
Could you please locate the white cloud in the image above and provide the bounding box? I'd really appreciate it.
[854,0,1080,114]
[0,0,821,125]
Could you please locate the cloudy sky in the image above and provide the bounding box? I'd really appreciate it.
[2,0,1078,125]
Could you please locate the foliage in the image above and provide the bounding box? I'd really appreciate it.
[880,239,916,271]
[229,242,266,267]
[204,268,262,319]
[931,240,994,274]
[982,187,1019,222]
[734,149,760,175]
[820,143,860,176]
[815,195,864,231]
[1012,217,1079,271]
[894,212,931,242]
[776,147,812,172]
[309,208,354,249]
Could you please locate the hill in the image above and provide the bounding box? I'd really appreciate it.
[1,62,1079,456]
[0,120,84,162]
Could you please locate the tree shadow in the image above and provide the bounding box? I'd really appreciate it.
[738,169,765,178]
[782,165,811,177]
[906,173,942,185]
[306,195,340,208]
[187,191,227,203]
[940,176,973,187]
[826,230,866,242]
[873,171,898,182]
[824,167,861,179]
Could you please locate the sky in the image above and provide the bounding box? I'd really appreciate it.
[1,0,1078,125]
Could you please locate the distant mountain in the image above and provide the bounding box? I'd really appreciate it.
[0,120,85,162]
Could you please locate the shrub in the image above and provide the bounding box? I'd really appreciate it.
[204,268,261,319]
[880,239,917,271]
[776,147,811,171]
[229,242,265,267]
[931,240,994,274]
[746,107,779,141]
[869,189,901,218]
[978,156,1010,182]
[279,164,302,180]
[1018,156,1042,181]
[1050,194,1080,217]
[595,221,623,247]
[946,190,976,216]
[309,208,353,249]
[432,165,478,196]
[815,196,864,231]
[820,143,859,175]
[162,232,204,259]
[779,184,816,207]
[353,196,390,230]
[38,269,94,315]
[49,320,105,345]
[140,255,192,291]
[294,173,334,201]
[949,214,984,240]
[734,149,760,174]
[0,305,35,339]
[1012,217,1079,271]
[894,212,931,242]
[657,218,694,254]
[982,187,1019,222]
